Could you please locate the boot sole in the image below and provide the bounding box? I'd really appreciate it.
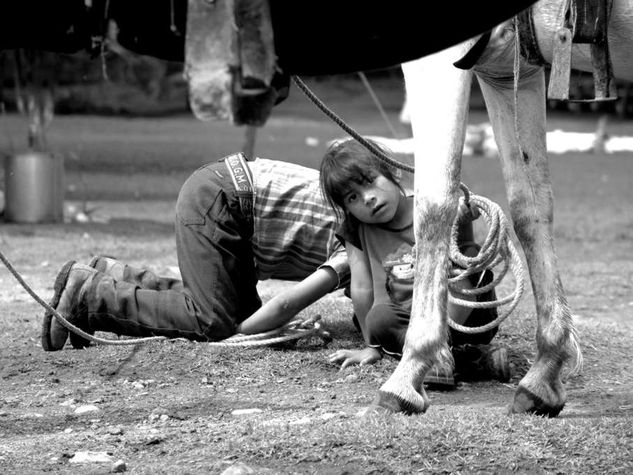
[41,260,77,351]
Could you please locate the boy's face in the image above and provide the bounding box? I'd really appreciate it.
[342,173,404,225]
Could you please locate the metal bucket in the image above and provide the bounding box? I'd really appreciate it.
[4,151,64,223]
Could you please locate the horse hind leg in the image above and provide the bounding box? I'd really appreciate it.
[476,67,582,417]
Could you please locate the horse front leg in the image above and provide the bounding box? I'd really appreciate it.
[476,66,582,417]
[370,44,474,414]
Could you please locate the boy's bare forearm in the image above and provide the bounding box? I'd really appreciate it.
[236,267,338,334]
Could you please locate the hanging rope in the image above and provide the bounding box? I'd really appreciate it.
[293,75,526,333]
[293,75,473,201]
[357,72,400,139]
[292,76,414,174]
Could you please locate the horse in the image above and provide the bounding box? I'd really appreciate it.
[380,0,633,416]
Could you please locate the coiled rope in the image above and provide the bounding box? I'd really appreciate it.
[293,75,525,333]
[205,314,331,347]
[447,186,525,333]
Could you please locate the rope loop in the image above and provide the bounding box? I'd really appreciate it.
[447,193,526,333]
[207,315,331,348]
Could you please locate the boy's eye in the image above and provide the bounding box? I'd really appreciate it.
[345,193,358,205]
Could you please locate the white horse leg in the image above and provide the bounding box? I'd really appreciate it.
[476,65,581,416]
[371,43,474,414]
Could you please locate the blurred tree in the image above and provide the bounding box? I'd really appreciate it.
[0,24,186,118]
[10,49,56,151]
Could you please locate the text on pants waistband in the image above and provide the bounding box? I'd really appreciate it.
[224,153,253,194]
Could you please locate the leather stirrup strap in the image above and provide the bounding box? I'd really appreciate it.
[547,0,617,101]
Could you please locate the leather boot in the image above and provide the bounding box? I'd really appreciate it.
[453,344,511,382]
[88,255,182,291]
[88,255,124,281]
[41,260,98,351]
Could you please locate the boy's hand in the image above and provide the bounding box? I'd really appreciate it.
[328,347,382,369]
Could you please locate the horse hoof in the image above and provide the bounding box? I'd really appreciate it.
[366,390,429,415]
[510,385,564,417]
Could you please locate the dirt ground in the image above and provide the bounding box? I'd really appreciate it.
[0,82,632,472]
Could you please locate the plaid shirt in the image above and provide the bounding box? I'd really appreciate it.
[248,158,348,286]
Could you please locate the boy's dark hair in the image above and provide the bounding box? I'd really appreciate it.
[319,138,402,220]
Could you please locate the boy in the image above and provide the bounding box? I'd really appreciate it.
[42,153,349,350]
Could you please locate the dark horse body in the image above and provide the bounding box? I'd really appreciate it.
[2,1,532,74]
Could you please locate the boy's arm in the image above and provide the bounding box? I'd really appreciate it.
[346,241,374,337]
[329,243,382,369]
[236,266,338,334]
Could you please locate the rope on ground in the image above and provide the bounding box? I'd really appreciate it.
[0,247,167,346]
[0,246,329,348]
[206,315,331,347]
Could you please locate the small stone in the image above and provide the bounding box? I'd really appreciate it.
[112,459,127,472]
[289,416,312,425]
[74,404,100,415]
[320,412,339,420]
[69,451,113,464]
[108,426,124,436]
[231,408,262,416]
[221,462,256,475]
